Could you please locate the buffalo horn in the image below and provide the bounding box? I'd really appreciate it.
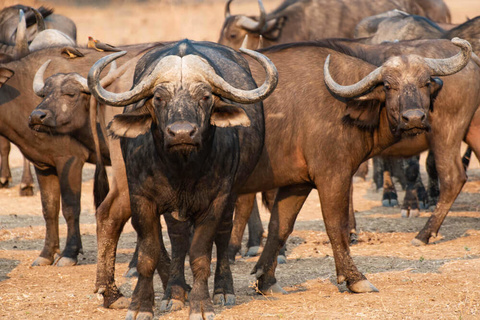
[225,0,233,18]
[33,59,51,96]
[237,0,266,32]
[88,51,158,106]
[424,37,472,76]
[15,10,30,59]
[73,74,90,92]
[204,47,278,103]
[323,54,383,98]
[31,7,46,33]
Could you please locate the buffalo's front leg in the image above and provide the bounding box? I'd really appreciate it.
[31,166,61,266]
[126,196,160,320]
[253,184,311,294]
[160,213,191,313]
[55,156,84,266]
[318,174,378,293]
[189,195,234,320]
[213,206,236,307]
[401,156,424,217]
[0,136,11,187]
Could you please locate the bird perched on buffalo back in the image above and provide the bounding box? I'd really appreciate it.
[87,36,121,52]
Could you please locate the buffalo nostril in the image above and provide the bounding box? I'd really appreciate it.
[30,110,48,123]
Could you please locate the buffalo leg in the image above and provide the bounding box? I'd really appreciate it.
[426,151,440,208]
[213,208,236,306]
[126,196,160,320]
[413,141,466,245]
[31,166,61,266]
[160,213,191,313]
[245,197,265,257]
[0,136,11,187]
[318,172,378,293]
[382,159,398,207]
[55,156,84,266]
[188,195,235,319]
[228,193,256,262]
[401,156,423,217]
[95,185,131,309]
[354,161,368,181]
[253,184,311,294]
[19,157,34,196]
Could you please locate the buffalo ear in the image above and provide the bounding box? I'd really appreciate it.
[107,101,153,138]
[430,77,443,96]
[342,86,384,130]
[355,85,385,102]
[61,47,85,59]
[211,99,251,127]
[0,68,14,88]
[262,17,286,40]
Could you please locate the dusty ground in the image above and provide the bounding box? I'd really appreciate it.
[1,0,480,319]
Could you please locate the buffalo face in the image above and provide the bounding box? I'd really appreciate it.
[324,38,471,138]
[380,55,443,136]
[88,44,277,161]
[29,60,90,134]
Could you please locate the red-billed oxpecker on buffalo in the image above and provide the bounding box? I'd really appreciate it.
[218,0,451,50]
[87,39,278,320]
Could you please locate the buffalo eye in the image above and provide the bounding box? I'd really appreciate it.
[229,34,237,40]
[202,95,210,101]
[384,83,391,91]
[65,93,75,97]
[424,80,431,87]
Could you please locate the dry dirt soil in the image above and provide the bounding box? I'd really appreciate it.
[1,0,480,319]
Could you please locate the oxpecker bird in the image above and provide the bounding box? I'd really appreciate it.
[87,36,121,52]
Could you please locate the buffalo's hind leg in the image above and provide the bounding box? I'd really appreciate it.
[19,157,34,196]
[252,184,312,294]
[228,193,257,262]
[95,185,131,309]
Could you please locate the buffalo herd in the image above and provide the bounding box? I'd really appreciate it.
[1,0,479,319]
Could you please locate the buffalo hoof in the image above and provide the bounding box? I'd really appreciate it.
[19,184,34,196]
[382,198,398,207]
[401,209,409,218]
[124,267,139,278]
[55,256,77,267]
[262,283,287,295]
[409,209,420,218]
[109,296,130,309]
[348,280,379,293]
[125,310,153,320]
[213,293,235,306]
[160,299,185,313]
[245,246,261,257]
[277,254,287,264]
[190,312,215,320]
[0,177,9,188]
[411,238,427,247]
[350,232,358,245]
[31,256,53,266]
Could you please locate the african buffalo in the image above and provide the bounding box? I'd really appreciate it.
[0,43,156,267]
[218,0,451,50]
[0,7,77,196]
[87,39,278,319]
[355,10,480,215]
[86,37,476,312]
